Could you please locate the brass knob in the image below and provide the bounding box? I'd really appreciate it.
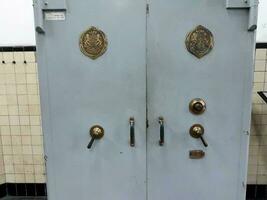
[88,125,104,149]
[189,98,206,115]
[189,124,208,147]
[190,124,204,138]
[90,125,104,139]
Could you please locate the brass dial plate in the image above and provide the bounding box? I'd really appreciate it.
[185,25,214,59]
[189,98,206,115]
[79,26,108,60]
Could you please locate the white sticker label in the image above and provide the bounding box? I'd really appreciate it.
[45,12,66,21]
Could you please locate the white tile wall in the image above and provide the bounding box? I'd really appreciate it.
[0,51,45,184]
[248,48,267,185]
[0,135,5,184]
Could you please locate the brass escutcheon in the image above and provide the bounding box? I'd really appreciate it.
[189,98,206,115]
[189,150,205,159]
[90,125,104,139]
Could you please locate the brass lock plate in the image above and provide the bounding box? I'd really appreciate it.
[90,125,104,139]
[189,150,205,159]
[189,98,206,115]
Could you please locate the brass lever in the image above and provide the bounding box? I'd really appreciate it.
[87,125,104,149]
[129,117,135,147]
[189,124,208,147]
[158,117,164,146]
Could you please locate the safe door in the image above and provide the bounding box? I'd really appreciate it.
[34,0,147,200]
[147,0,256,200]
[34,0,257,199]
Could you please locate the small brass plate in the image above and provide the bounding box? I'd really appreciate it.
[189,150,205,159]
[79,26,108,60]
[90,125,104,139]
[189,98,206,115]
[185,25,214,59]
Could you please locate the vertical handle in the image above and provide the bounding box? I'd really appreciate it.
[129,117,135,147]
[159,117,164,146]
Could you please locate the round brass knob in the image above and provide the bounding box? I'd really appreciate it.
[90,125,104,139]
[189,124,204,138]
[189,124,208,147]
[88,125,104,149]
[189,98,206,115]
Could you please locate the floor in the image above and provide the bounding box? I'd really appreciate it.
[0,198,262,200]
[1,197,47,200]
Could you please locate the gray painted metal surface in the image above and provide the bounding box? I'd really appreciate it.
[34,0,147,200]
[147,0,256,200]
[34,0,257,200]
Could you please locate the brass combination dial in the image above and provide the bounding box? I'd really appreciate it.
[189,98,206,115]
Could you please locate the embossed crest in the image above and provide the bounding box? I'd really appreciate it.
[185,25,214,59]
[79,26,108,60]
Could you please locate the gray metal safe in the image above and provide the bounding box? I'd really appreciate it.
[33,0,258,199]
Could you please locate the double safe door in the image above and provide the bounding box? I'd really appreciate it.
[35,0,256,200]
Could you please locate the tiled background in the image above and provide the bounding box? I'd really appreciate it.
[0,49,266,186]
[0,51,45,185]
[0,134,5,184]
[248,48,267,185]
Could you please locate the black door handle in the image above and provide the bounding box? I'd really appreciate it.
[129,117,135,147]
[158,117,164,146]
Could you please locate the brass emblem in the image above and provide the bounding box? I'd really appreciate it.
[79,26,108,60]
[185,25,214,59]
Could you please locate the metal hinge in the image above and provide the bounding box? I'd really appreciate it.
[44,155,48,162]
[226,0,259,31]
[33,0,67,33]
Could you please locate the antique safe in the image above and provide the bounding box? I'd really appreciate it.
[33,0,258,199]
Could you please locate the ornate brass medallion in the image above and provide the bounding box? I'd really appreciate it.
[185,25,214,59]
[79,26,108,60]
